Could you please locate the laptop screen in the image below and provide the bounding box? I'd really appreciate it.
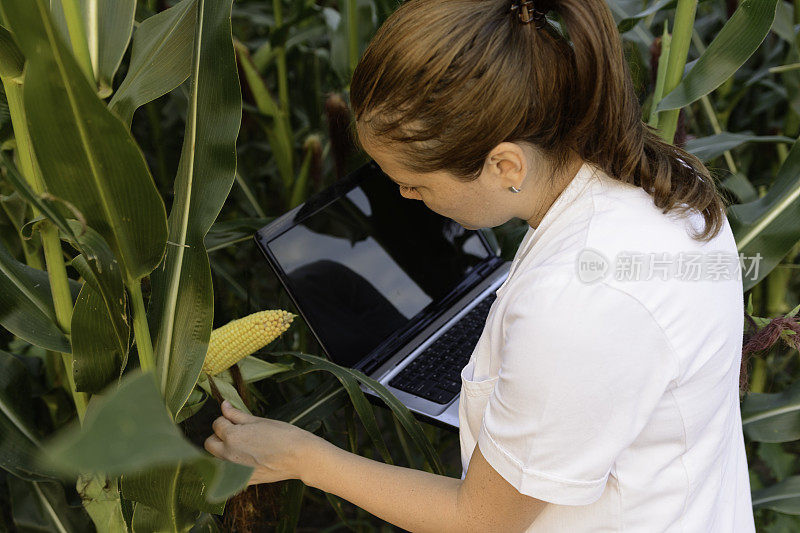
[257,161,496,369]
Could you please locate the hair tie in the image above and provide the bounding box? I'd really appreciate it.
[509,0,549,28]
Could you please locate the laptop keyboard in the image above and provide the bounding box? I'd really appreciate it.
[388,292,497,405]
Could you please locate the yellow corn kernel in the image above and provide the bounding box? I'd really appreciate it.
[202,310,296,376]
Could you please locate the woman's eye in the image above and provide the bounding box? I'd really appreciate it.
[400,185,417,193]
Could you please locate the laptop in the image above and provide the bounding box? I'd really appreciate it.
[253,160,512,431]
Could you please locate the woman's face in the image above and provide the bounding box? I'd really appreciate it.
[355,124,533,230]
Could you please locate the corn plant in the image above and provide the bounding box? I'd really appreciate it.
[0,0,257,529]
[0,0,450,529]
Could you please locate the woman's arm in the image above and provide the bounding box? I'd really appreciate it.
[205,400,546,533]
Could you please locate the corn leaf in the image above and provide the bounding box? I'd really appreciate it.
[0,152,78,242]
[63,221,130,394]
[0,349,60,481]
[1,154,133,391]
[657,0,780,111]
[274,351,448,472]
[50,0,136,97]
[345,363,447,475]
[617,0,674,33]
[770,0,798,43]
[90,0,136,97]
[742,380,800,443]
[108,0,196,127]
[275,353,394,465]
[41,370,198,475]
[197,374,251,413]
[75,473,128,533]
[147,0,243,418]
[752,476,800,514]
[70,281,127,394]
[0,0,169,284]
[730,137,800,291]
[6,476,94,532]
[215,355,293,384]
[270,379,349,432]
[0,24,24,79]
[204,217,274,252]
[130,503,165,533]
[684,132,794,162]
[721,172,758,204]
[121,460,234,521]
[0,239,76,353]
[234,40,294,194]
[40,370,252,504]
[175,387,207,424]
[2,154,133,392]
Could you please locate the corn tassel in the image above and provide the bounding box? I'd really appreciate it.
[202,310,296,376]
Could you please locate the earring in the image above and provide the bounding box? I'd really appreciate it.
[509,186,522,193]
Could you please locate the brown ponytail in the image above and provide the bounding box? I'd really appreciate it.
[350,0,727,242]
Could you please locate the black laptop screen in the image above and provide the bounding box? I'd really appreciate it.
[268,168,492,367]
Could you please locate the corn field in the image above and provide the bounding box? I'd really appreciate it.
[0,0,799,531]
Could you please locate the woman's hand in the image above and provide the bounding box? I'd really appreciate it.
[204,399,320,486]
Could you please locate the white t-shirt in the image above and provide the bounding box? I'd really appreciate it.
[458,161,755,532]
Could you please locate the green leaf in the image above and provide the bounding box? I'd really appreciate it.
[269,378,348,432]
[215,355,293,384]
[684,132,794,162]
[0,23,24,79]
[76,473,128,533]
[71,281,127,394]
[0,349,59,481]
[742,379,800,442]
[65,221,130,394]
[121,459,237,518]
[752,476,800,514]
[122,456,251,529]
[0,152,79,243]
[233,40,294,193]
[204,217,274,252]
[3,153,133,391]
[108,0,196,127]
[2,155,132,392]
[757,442,796,481]
[175,387,207,424]
[40,370,252,507]
[0,239,73,353]
[721,172,758,204]
[197,374,251,413]
[91,0,136,98]
[657,0,780,111]
[730,137,800,291]
[41,370,198,476]
[770,0,797,43]
[0,0,169,284]
[148,0,242,418]
[7,476,94,532]
[617,0,674,34]
[130,502,171,533]
[275,352,396,464]
[48,0,137,98]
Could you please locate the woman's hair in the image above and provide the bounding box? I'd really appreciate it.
[348,0,727,242]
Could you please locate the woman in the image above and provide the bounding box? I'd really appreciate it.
[205,0,755,530]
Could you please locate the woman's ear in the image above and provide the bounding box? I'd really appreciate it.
[487,142,529,187]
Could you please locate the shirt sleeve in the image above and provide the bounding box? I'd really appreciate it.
[476,274,679,506]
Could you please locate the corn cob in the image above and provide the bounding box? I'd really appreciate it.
[202,310,296,376]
